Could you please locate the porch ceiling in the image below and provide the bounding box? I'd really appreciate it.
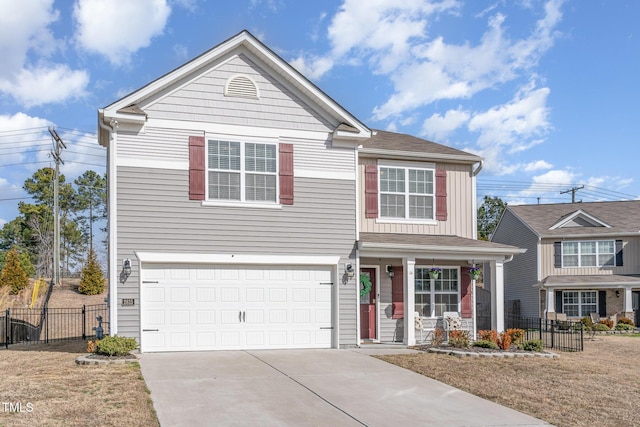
[539,274,640,288]
[358,232,525,261]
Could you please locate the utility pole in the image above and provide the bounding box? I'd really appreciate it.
[560,185,584,203]
[49,127,66,286]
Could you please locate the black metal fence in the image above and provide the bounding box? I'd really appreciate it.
[505,315,584,352]
[1,304,108,349]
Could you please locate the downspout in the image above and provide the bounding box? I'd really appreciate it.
[471,160,483,239]
[99,115,118,335]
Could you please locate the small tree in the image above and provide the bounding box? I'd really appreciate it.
[78,248,105,295]
[0,248,30,294]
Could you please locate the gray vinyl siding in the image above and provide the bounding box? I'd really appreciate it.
[491,209,540,317]
[143,52,336,133]
[117,127,192,162]
[115,166,357,345]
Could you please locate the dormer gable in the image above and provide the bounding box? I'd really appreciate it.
[549,209,611,230]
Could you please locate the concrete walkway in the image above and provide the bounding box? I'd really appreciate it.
[140,348,550,427]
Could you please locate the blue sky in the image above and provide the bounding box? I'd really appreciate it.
[1,0,639,229]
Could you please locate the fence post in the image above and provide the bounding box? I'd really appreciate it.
[550,321,555,349]
[44,307,49,344]
[4,309,9,349]
[538,317,542,342]
[82,305,86,340]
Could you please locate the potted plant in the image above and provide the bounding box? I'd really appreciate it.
[468,267,481,280]
[428,267,442,280]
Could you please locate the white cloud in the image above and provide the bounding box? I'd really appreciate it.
[0,113,52,165]
[523,160,552,172]
[0,0,89,106]
[290,55,334,80]
[73,0,172,66]
[421,107,470,140]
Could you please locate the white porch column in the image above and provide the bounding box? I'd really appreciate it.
[624,287,633,313]
[403,257,416,345]
[490,260,505,332]
[546,287,556,315]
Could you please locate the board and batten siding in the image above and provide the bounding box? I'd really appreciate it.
[358,158,475,237]
[142,51,335,133]
[540,236,640,277]
[115,166,357,345]
[491,209,540,318]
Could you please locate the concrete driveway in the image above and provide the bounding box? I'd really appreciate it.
[140,348,549,426]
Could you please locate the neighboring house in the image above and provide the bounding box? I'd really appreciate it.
[492,201,640,324]
[98,30,522,353]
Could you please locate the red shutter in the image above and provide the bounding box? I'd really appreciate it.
[391,266,404,319]
[435,169,447,221]
[460,268,472,318]
[279,143,294,205]
[365,165,378,218]
[189,136,205,200]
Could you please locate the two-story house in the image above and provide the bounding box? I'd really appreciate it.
[98,30,522,353]
[492,201,640,325]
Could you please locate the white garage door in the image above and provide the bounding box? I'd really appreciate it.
[140,264,333,352]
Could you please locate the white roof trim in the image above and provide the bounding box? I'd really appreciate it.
[134,252,340,266]
[358,241,525,262]
[549,209,611,230]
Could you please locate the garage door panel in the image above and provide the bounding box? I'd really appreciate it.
[141,264,334,352]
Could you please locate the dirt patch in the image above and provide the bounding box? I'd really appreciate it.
[0,341,158,427]
[378,335,640,427]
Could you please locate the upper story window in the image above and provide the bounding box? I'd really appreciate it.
[561,240,615,267]
[207,140,277,203]
[379,165,434,220]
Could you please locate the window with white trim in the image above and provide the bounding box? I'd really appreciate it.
[379,166,434,219]
[415,268,458,317]
[562,240,615,267]
[207,140,277,203]
[562,290,597,317]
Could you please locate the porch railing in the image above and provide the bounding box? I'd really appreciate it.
[505,315,584,352]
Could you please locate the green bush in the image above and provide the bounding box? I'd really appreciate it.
[95,335,138,356]
[78,248,106,295]
[592,323,610,331]
[472,339,498,349]
[580,316,593,328]
[521,339,544,352]
[617,317,634,326]
[0,248,29,294]
[615,323,634,331]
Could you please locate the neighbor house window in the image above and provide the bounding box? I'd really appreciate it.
[562,241,615,267]
[562,290,597,317]
[415,268,458,317]
[379,166,434,219]
[208,140,277,202]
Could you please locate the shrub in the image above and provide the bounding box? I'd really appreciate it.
[478,329,498,344]
[592,323,610,331]
[431,327,446,347]
[448,330,470,348]
[79,248,106,295]
[521,339,544,352]
[617,317,634,326]
[507,328,525,346]
[615,323,634,331]
[599,318,614,329]
[95,335,138,356]
[580,316,593,328]
[0,248,29,295]
[497,331,512,350]
[87,340,99,353]
[473,339,498,349]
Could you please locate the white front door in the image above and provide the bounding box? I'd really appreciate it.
[140,264,333,352]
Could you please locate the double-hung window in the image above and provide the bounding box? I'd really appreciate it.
[562,290,597,317]
[207,140,277,203]
[562,240,615,267]
[415,268,459,317]
[379,163,435,220]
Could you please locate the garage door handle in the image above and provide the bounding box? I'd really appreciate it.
[143,329,159,332]
[242,311,246,322]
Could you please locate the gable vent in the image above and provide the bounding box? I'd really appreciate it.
[225,75,259,99]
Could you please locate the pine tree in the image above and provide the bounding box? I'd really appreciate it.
[79,248,106,295]
[0,248,30,295]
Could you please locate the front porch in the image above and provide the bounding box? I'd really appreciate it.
[356,233,525,346]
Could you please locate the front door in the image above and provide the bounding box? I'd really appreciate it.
[360,268,377,340]
[633,291,640,327]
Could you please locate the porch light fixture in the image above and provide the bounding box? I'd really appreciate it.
[616,290,620,298]
[120,259,132,284]
[345,264,355,279]
[386,265,395,278]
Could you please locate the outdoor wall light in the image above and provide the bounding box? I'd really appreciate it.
[616,290,620,298]
[386,265,395,278]
[120,259,132,284]
[345,263,355,279]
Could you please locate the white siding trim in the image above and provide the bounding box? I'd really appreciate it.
[119,158,188,170]
[134,252,340,266]
[295,169,354,181]
[108,128,118,335]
